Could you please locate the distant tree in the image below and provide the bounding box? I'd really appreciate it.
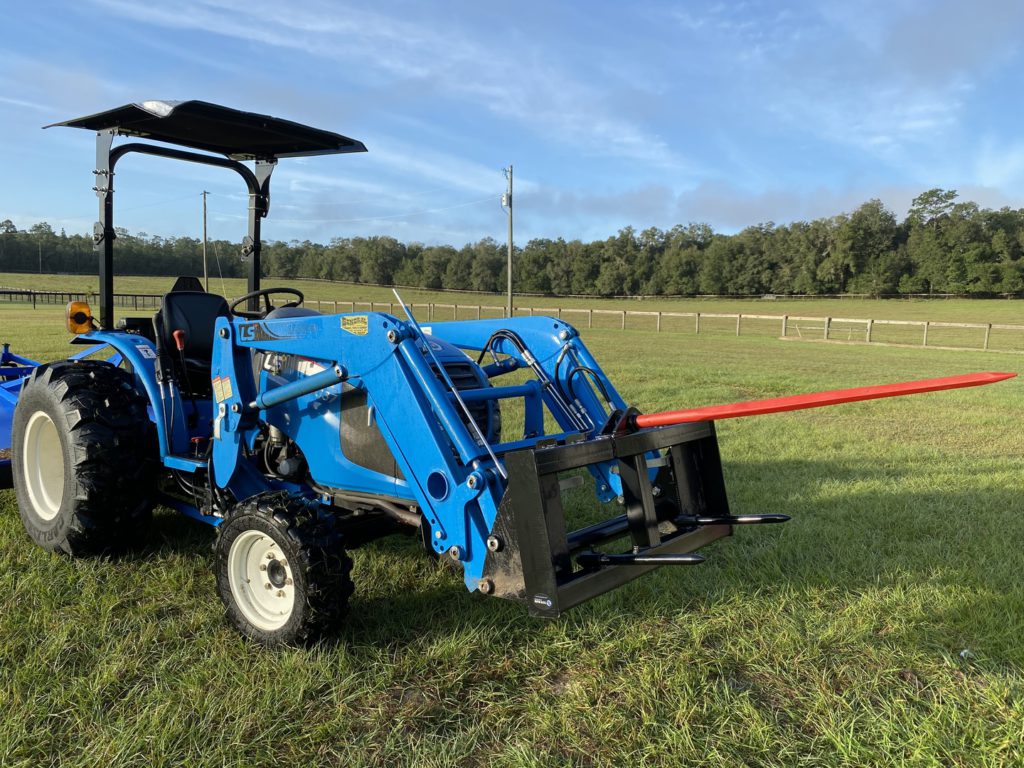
[518,239,555,293]
[356,236,404,285]
[420,245,455,289]
[698,236,734,294]
[907,188,958,228]
[8,188,1023,298]
[444,245,475,291]
[905,226,946,293]
[467,238,506,292]
[842,200,900,294]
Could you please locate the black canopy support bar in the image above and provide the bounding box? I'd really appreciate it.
[51,99,367,329]
[92,135,275,328]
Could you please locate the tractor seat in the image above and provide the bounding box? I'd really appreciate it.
[154,291,229,397]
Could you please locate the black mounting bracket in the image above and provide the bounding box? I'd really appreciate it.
[92,131,276,327]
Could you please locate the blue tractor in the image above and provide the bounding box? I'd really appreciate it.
[1,101,1011,645]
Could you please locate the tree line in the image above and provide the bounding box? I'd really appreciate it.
[3,189,1023,296]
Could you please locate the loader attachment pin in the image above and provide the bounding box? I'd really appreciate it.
[677,514,790,526]
[576,550,706,567]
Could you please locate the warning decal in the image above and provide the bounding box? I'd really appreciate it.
[341,315,369,335]
[212,376,236,403]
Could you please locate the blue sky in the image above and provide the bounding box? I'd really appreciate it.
[2,0,1023,247]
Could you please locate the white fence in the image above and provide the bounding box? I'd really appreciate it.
[5,289,1020,354]
[304,300,1024,355]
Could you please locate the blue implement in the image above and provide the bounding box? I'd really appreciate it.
[0,343,40,485]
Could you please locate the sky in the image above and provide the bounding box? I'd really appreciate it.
[1,0,1023,248]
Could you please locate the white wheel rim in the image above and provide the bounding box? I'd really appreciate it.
[22,411,65,521]
[227,530,296,631]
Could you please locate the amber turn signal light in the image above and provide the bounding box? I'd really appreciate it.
[66,301,94,334]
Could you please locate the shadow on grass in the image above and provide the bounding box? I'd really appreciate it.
[352,457,1024,661]
[577,456,1024,663]
[73,455,1023,661]
[102,508,217,564]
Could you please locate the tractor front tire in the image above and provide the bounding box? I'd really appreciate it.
[215,493,353,646]
[11,359,156,556]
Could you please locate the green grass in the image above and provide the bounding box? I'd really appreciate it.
[3,271,1024,324]
[1,305,1023,766]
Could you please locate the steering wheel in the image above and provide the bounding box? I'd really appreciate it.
[229,287,305,320]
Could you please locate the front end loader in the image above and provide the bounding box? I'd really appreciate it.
[0,100,1014,645]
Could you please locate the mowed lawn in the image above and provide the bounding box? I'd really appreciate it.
[0,303,1023,766]
[3,270,1024,324]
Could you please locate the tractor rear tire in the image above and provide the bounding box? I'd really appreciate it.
[11,359,156,556]
[215,492,353,646]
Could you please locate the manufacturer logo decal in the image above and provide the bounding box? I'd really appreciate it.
[238,321,313,342]
[341,315,369,335]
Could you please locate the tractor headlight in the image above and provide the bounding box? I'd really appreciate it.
[65,301,94,334]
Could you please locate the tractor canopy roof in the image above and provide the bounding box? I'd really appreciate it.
[46,100,366,161]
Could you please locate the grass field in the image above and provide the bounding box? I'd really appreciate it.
[1,302,1023,766]
[3,271,1024,324]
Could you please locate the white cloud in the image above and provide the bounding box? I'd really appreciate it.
[89,0,686,168]
[974,139,1024,192]
[668,0,1016,173]
[0,96,53,113]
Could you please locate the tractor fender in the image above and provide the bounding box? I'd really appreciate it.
[72,330,185,456]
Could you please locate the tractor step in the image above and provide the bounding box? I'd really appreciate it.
[576,549,706,567]
[677,513,790,526]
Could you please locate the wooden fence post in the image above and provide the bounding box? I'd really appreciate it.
[922,321,929,347]
[823,317,831,340]
[588,309,593,328]
[656,312,662,332]
[620,311,626,330]
[695,312,701,334]
[866,319,873,343]
[984,323,991,350]
[781,315,788,337]
[736,314,742,336]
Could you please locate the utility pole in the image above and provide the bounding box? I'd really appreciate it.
[201,190,209,292]
[502,165,513,318]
